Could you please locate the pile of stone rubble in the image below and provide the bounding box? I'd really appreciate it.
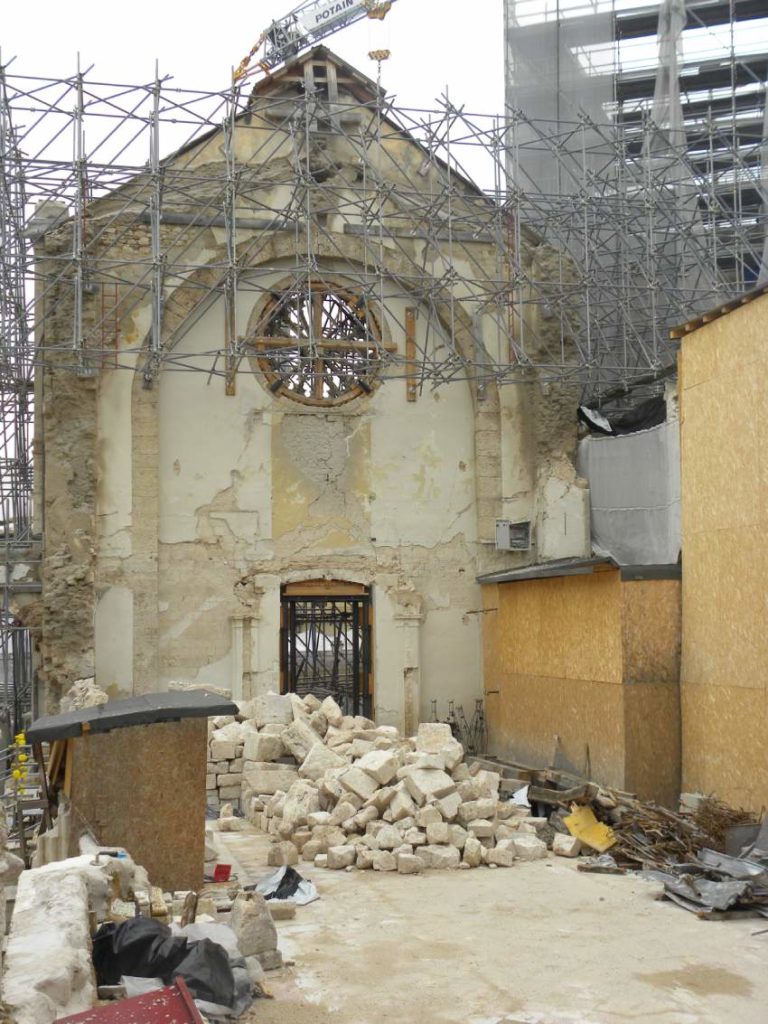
[209,692,581,873]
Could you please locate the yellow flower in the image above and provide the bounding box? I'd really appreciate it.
[12,769,21,780]
[17,753,27,763]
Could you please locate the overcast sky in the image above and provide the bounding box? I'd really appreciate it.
[2,0,506,116]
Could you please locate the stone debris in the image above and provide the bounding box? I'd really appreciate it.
[230,892,283,970]
[207,709,259,810]
[59,677,109,712]
[232,694,563,873]
[553,834,582,857]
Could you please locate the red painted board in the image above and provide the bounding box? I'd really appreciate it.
[58,978,204,1024]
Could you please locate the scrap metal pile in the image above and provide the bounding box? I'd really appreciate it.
[480,757,768,920]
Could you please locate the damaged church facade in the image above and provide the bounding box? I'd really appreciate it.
[32,49,589,730]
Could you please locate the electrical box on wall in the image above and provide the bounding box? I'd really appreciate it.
[495,519,532,551]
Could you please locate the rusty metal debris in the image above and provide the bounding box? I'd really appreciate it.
[472,755,768,919]
[692,796,760,851]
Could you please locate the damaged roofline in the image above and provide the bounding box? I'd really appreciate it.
[476,557,681,585]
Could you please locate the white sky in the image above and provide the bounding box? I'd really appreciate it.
[5,1,764,115]
[1,0,506,116]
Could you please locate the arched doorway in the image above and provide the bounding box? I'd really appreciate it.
[280,580,372,718]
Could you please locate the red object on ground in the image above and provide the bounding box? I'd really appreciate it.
[213,863,232,882]
[58,978,204,1024]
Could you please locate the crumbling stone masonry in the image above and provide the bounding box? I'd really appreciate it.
[34,49,588,720]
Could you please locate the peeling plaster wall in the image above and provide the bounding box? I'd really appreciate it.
[143,287,484,726]
[38,54,586,721]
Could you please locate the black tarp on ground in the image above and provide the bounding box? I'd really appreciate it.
[26,690,238,743]
[93,919,235,1008]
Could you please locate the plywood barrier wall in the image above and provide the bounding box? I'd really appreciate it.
[483,572,626,788]
[622,579,682,807]
[679,291,768,811]
[71,718,207,891]
[483,572,681,803]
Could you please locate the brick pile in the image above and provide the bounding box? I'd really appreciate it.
[234,692,561,873]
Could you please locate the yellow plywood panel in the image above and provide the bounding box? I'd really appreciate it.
[495,573,622,685]
[699,292,768,370]
[681,293,768,385]
[485,672,626,789]
[678,302,768,815]
[482,575,682,803]
[563,805,617,852]
[681,527,768,689]
[758,367,768,527]
[621,580,681,684]
[624,680,681,807]
[679,331,719,390]
[680,360,763,536]
[681,683,768,813]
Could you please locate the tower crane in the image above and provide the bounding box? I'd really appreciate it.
[234,0,397,82]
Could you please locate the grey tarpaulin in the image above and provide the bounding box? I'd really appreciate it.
[577,419,681,566]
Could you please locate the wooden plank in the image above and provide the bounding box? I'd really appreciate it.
[528,782,599,806]
[63,739,74,798]
[498,777,532,794]
[467,756,516,776]
[283,579,369,597]
[48,740,64,786]
[405,307,417,402]
[468,755,542,781]
[251,337,397,353]
[32,741,53,831]
[367,600,374,697]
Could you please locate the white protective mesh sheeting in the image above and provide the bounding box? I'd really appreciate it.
[758,88,768,287]
[577,419,681,566]
[503,0,616,197]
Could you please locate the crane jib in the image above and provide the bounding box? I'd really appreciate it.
[302,0,360,31]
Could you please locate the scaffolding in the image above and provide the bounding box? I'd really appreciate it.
[0,20,766,716]
[0,63,36,734]
[2,63,764,380]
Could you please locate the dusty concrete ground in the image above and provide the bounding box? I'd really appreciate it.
[215,826,768,1024]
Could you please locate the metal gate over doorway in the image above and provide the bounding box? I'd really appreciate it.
[280,581,372,718]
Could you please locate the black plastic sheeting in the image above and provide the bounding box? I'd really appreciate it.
[578,395,667,436]
[26,690,238,743]
[256,866,304,901]
[247,864,319,905]
[93,919,235,1008]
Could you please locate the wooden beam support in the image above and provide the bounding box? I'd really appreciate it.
[405,306,417,402]
[283,579,369,597]
[251,336,396,352]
